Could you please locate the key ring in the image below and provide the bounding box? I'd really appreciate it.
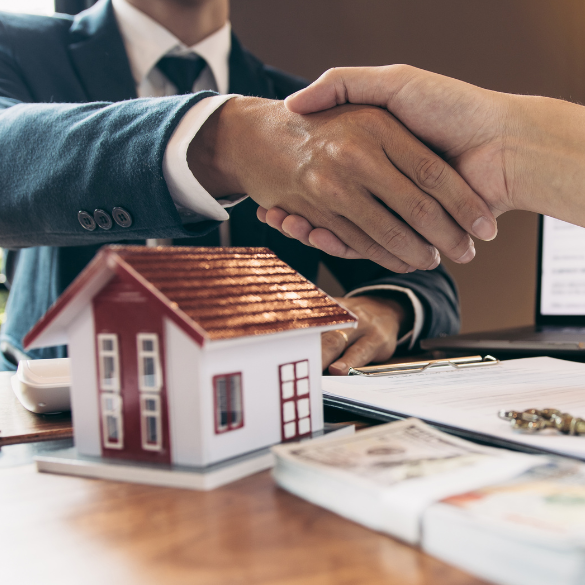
[498,408,585,435]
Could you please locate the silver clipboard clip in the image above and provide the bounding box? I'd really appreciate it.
[348,355,499,377]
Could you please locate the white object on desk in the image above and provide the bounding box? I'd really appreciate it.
[11,358,71,414]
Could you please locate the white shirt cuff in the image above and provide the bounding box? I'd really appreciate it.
[162,94,246,222]
[345,285,425,350]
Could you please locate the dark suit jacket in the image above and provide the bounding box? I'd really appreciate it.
[0,0,460,370]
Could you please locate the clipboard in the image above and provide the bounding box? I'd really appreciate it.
[323,355,585,459]
[348,355,499,377]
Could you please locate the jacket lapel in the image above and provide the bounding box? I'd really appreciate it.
[67,0,137,102]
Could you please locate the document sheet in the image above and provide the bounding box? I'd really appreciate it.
[322,357,585,459]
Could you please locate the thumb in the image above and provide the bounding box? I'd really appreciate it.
[285,66,392,114]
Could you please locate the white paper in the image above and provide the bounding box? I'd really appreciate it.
[322,357,585,459]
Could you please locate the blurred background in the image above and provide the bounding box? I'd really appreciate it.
[2,0,585,334]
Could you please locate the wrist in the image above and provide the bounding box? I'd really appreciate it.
[187,97,249,199]
[504,95,585,222]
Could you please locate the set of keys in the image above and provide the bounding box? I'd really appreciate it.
[498,408,585,435]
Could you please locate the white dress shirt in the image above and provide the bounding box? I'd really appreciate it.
[113,0,239,223]
[111,0,424,348]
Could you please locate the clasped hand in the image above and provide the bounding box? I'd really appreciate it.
[190,94,498,272]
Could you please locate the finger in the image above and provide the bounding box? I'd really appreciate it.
[379,117,497,243]
[361,151,477,264]
[264,207,293,238]
[277,212,364,259]
[265,207,289,230]
[329,189,440,270]
[256,206,268,223]
[326,214,422,273]
[321,328,359,371]
[329,331,396,376]
[281,214,313,246]
[285,67,389,114]
[308,228,364,259]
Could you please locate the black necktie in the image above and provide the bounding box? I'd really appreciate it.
[156,55,207,95]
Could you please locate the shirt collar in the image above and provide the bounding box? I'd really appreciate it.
[112,0,231,94]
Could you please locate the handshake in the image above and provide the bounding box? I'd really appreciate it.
[192,65,585,270]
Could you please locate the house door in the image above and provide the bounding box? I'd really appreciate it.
[279,360,311,441]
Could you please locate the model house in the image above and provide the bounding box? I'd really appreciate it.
[24,245,356,472]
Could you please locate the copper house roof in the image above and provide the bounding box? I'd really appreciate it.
[25,246,356,348]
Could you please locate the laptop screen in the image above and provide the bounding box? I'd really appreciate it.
[539,215,585,320]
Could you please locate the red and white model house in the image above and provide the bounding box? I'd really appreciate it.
[24,246,356,481]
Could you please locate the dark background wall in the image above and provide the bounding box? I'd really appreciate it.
[231,0,585,333]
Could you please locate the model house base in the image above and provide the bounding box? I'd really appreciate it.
[35,426,355,490]
[35,446,276,491]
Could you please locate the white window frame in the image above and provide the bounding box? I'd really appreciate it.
[279,360,311,440]
[101,393,124,449]
[137,333,162,392]
[97,333,120,392]
[140,394,163,452]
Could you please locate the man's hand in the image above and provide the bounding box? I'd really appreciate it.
[322,295,411,375]
[188,96,498,272]
[267,65,585,255]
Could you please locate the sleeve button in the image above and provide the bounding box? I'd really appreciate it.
[112,207,133,228]
[78,211,96,231]
[93,209,113,230]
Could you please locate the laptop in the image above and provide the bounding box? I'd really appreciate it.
[421,215,585,356]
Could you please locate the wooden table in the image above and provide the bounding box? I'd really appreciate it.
[0,371,72,445]
[0,369,487,585]
[0,464,488,585]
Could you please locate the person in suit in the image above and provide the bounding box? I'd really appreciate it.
[0,0,461,374]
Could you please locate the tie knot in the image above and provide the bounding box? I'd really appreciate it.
[156,55,207,95]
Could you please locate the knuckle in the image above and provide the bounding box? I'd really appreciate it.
[450,192,476,220]
[405,196,441,229]
[446,232,473,257]
[379,224,410,253]
[336,141,365,168]
[322,332,344,351]
[363,241,391,265]
[414,157,449,192]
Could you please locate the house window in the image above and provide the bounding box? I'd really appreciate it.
[101,393,123,449]
[213,373,244,433]
[97,333,120,391]
[137,333,162,391]
[279,360,311,440]
[140,394,162,451]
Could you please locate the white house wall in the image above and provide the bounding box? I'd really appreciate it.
[199,331,324,466]
[67,303,101,457]
[164,318,204,466]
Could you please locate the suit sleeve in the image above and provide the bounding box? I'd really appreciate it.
[322,254,461,342]
[0,31,220,249]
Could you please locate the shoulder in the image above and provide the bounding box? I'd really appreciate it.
[0,11,72,34]
[0,11,73,51]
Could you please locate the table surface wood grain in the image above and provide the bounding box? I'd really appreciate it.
[0,464,489,585]
[0,371,72,446]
